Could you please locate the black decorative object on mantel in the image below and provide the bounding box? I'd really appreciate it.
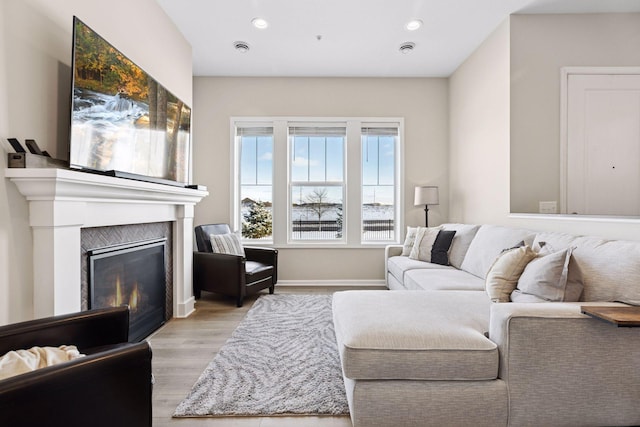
[7,138,26,153]
[7,138,66,168]
[25,139,44,155]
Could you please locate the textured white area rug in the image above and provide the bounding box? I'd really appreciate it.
[173,294,350,417]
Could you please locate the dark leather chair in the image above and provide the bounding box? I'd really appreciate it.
[193,224,278,307]
[0,306,152,427]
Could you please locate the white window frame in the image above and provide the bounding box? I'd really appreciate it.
[289,123,347,243]
[360,123,401,243]
[231,117,404,248]
[232,121,276,242]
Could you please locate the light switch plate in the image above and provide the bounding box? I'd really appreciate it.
[539,201,557,214]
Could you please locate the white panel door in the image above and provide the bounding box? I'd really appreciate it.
[567,74,640,215]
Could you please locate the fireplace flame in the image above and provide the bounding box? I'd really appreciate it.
[108,275,142,312]
[115,275,123,306]
[129,282,139,312]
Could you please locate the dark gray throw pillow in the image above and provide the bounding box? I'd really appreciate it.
[431,230,456,265]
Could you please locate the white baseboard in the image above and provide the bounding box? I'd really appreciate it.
[174,297,196,318]
[276,279,386,287]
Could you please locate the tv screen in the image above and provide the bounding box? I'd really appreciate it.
[70,17,191,184]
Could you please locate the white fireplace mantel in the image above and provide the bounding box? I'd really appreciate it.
[5,168,208,319]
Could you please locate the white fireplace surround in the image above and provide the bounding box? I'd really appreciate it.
[5,168,208,319]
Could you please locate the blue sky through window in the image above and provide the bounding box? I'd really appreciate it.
[362,135,395,205]
[241,136,272,185]
[291,136,344,183]
[241,134,396,206]
[241,135,273,203]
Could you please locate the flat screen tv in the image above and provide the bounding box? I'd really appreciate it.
[69,17,191,185]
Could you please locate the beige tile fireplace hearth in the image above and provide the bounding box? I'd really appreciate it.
[5,168,208,319]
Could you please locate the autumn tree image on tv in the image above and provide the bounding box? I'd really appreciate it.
[70,17,191,183]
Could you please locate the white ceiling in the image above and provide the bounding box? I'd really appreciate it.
[157,0,640,78]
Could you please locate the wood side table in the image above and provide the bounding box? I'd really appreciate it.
[581,306,640,327]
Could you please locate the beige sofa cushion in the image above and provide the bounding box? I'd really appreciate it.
[387,256,452,286]
[531,231,580,253]
[460,225,535,279]
[333,290,497,381]
[404,268,484,291]
[571,236,640,304]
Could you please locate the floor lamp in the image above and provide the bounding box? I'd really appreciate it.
[414,186,439,227]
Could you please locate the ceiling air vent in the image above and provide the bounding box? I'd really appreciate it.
[233,41,250,53]
[399,42,415,54]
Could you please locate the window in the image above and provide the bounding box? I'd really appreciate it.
[233,118,403,246]
[290,126,345,241]
[237,126,273,240]
[361,126,397,242]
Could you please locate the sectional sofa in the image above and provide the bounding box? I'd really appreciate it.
[332,224,640,427]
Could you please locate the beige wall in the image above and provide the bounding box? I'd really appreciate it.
[449,20,511,224]
[510,13,640,214]
[192,77,449,282]
[450,14,640,242]
[0,0,192,324]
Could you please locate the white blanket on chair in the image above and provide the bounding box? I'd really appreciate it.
[0,345,84,381]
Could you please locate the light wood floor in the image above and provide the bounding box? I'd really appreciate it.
[148,286,379,427]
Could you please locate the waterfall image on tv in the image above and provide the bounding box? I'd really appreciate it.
[70,17,191,184]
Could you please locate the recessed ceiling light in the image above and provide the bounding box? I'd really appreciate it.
[405,19,423,31]
[234,41,250,53]
[251,17,268,29]
[399,42,415,54]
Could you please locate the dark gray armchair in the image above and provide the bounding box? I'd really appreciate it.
[193,224,278,307]
[0,306,152,427]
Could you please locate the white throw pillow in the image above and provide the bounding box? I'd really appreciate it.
[209,233,244,256]
[409,226,442,262]
[511,247,582,302]
[401,226,419,256]
[485,246,537,303]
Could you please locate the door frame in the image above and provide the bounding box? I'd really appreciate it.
[559,66,640,214]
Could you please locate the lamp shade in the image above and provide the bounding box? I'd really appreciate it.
[414,186,439,206]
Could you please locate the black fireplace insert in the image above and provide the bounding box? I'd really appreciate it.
[88,238,167,342]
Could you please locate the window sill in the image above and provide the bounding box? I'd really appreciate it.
[242,241,396,249]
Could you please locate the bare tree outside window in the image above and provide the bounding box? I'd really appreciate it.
[305,188,332,229]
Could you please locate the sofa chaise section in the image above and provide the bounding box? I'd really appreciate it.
[333,290,508,427]
[334,294,640,426]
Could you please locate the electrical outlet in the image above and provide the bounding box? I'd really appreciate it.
[539,201,557,214]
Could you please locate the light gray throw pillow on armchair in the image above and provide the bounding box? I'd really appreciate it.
[209,232,245,256]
